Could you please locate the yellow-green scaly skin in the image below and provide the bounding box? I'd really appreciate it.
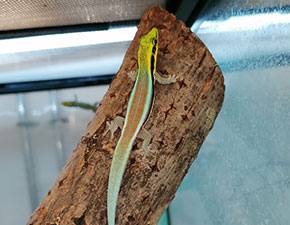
[107,27,158,225]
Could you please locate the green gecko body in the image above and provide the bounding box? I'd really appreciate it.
[107,27,175,225]
[61,101,99,112]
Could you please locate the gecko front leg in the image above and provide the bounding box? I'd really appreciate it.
[154,71,177,84]
[128,71,137,81]
[128,71,177,84]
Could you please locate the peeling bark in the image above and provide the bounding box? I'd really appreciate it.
[27,6,225,225]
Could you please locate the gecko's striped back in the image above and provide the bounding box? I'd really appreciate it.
[107,27,158,225]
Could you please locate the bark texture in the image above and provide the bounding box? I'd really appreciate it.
[27,6,225,225]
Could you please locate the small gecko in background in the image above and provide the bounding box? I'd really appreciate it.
[105,27,176,225]
[61,100,99,113]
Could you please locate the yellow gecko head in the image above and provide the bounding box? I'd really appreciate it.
[138,27,158,75]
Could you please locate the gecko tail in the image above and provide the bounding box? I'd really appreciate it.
[107,138,132,225]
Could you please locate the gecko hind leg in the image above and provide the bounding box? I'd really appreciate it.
[138,127,152,152]
[104,116,124,140]
[104,115,152,152]
[154,72,177,84]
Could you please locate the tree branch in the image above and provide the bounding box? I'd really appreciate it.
[27,6,225,225]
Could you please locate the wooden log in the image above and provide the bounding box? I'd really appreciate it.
[27,6,225,225]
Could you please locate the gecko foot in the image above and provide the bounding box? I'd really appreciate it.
[154,72,177,84]
[104,116,125,140]
[128,71,137,81]
[138,127,152,152]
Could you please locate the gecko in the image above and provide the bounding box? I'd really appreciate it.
[62,100,99,112]
[106,27,176,225]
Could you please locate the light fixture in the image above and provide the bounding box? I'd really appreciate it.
[0,26,137,55]
[196,12,290,33]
